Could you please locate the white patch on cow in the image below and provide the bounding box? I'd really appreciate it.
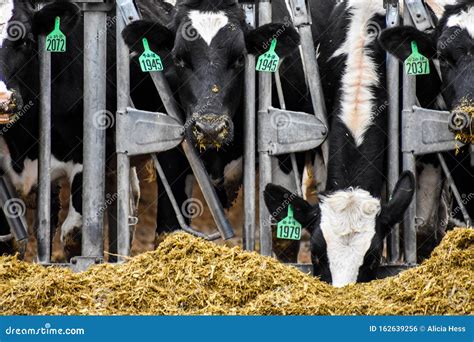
[223,156,242,187]
[60,167,83,243]
[447,5,474,39]
[60,196,82,243]
[319,188,381,287]
[188,10,229,46]
[330,0,385,146]
[0,137,83,197]
[0,0,14,48]
[164,0,176,5]
[0,81,13,104]
[184,174,194,199]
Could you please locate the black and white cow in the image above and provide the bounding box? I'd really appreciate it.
[265,0,416,287]
[0,0,158,259]
[122,0,301,241]
[380,0,474,228]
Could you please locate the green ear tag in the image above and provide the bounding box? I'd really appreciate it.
[276,205,302,241]
[404,41,430,76]
[46,17,66,53]
[256,38,280,73]
[139,38,164,72]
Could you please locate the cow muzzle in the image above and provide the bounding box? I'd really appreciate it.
[0,86,22,124]
[190,114,233,151]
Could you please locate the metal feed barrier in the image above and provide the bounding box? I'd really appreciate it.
[0,0,470,274]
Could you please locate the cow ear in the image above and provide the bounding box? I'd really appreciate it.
[379,26,437,61]
[264,184,316,227]
[122,20,175,54]
[32,2,81,36]
[245,23,300,58]
[379,171,415,231]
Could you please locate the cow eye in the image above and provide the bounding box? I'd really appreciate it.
[230,54,245,69]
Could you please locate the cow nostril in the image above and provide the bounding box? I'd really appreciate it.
[194,122,206,135]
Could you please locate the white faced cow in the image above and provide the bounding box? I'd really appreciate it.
[265,0,416,287]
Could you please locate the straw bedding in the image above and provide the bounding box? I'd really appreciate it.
[0,228,472,315]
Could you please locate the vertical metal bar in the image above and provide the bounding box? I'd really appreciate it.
[82,11,107,258]
[258,0,273,256]
[37,28,52,264]
[386,1,401,263]
[243,4,256,251]
[402,3,417,264]
[116,9,131,261]
[297,29,328,164]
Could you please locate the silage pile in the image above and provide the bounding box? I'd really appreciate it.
[0,229,472,315]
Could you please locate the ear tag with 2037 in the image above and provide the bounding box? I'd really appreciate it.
[139,38,164,72]
[256,38,280,73]
[46,17,66,53]
[277,205,302,241]
[404,41,430,76]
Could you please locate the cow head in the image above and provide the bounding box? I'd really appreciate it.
[264,171,415,287]
[123,0,300,150]
[380,0,474,115]
[0,0,80,123]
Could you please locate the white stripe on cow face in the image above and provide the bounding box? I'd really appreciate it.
[330,0,385,147]
[319,188,381,287]
[447,5,474,39]
[0,0,14,48]
[188,10,229,46]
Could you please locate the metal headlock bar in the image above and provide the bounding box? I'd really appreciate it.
[115,0,235,252]
[242,2,257,251]
[385,0,401,263]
